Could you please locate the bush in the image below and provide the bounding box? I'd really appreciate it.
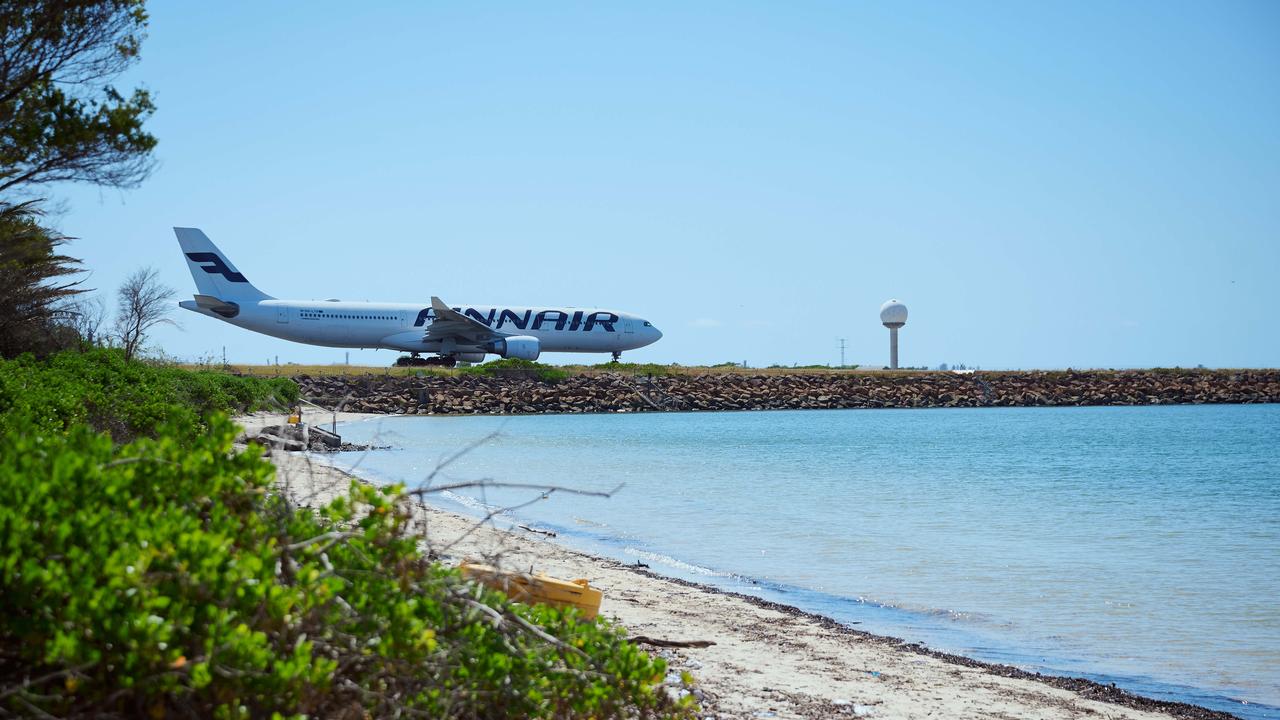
[589,362,673,376]
[0,352,687,717]
[460,358,569,383]
[0,348,297,441]
[0,415,682,718]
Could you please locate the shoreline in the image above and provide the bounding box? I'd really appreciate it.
[238,411,1245,720]
[620,570,1240,720]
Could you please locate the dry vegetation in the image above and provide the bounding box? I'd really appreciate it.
[187,361,1262,380]
[193,361,934,379]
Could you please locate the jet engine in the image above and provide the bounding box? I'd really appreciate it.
[489,335,541,361]
[454,352,487,363]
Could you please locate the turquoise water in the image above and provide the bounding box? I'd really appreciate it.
[330,405,1280,718]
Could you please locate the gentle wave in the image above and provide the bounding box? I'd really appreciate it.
[438,489,510,516]
[622,547,734,578]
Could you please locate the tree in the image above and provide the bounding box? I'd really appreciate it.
[0,0,157,197]
[113,266,173,360]
[55,292,108,345]
[0,201,83,357]
[0,1,157,357]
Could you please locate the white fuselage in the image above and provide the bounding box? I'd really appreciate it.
[172,226,661,361]
[178,298,662,355]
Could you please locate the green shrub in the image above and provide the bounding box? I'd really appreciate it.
[460,358,569,383]
[0,348,297,441]
[0,351,687,717]
[0,415,682,718]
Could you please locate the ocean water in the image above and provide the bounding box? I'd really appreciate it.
[327,405,1280,718]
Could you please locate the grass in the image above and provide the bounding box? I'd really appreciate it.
[204,360,939,378]
[188,360,1267,380]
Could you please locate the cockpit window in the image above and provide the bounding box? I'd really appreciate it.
[643,321,651,327]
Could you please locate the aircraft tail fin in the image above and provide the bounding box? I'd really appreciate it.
[174,227,272,301]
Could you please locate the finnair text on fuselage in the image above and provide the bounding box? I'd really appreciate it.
[412,307,619,333]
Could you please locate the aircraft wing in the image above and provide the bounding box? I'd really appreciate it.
[423,296,507,344]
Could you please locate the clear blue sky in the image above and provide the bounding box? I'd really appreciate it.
[50,0,1280,368]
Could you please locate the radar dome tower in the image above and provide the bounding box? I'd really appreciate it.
[880,299,908,369]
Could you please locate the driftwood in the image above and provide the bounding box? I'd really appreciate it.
[630,636,716,648]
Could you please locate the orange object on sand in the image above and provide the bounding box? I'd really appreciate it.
[460,562,603,620]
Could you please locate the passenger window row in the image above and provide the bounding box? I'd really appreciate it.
[299,311,395,320]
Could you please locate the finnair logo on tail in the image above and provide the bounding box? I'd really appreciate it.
[185,252,247,283]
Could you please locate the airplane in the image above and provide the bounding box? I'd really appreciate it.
[174,227,662,366]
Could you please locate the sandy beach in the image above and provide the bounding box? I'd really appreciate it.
[237,412,1234,720]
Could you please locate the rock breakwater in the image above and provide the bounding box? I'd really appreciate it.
[294,369,1280,415]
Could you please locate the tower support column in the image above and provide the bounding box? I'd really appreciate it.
[889,326,899,369]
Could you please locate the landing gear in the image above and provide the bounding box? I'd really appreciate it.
[394,354,457,368]
[610,351,622,364]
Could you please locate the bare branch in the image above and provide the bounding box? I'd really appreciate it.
[97,456,176,470]
[413,480,623,499]
[450,588,588,660]
[53,293,108,345]
[284,530,360,553]
[111,265,174,360]
[419,428,504,488]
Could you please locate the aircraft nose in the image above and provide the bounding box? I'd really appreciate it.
[650,324,662,341]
